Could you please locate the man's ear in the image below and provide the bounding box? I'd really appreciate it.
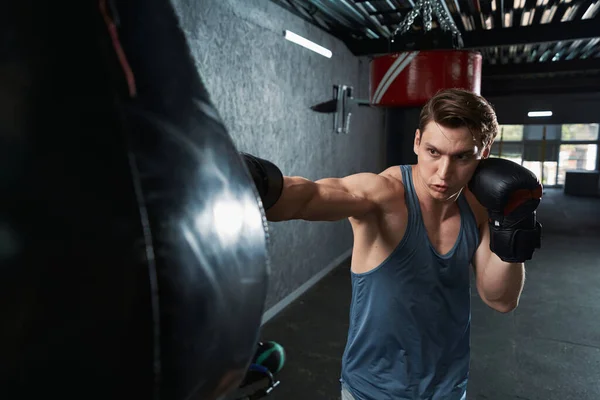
[481,144,492,159]
[413,129,421,156]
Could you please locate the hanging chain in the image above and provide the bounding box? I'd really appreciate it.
[422,0,433,31]
[391,0,462,47]
[431,0,461,37]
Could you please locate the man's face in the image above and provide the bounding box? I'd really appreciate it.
[413,121,490,202]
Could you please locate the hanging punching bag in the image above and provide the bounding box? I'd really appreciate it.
[0,1,269,399]
[370,50,482,107]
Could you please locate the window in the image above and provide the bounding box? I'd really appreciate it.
[561,124,599,141]
[491,141,523,165]
[523,125,561,141]
[557,144,598,185]
[493,123,599,187]
[498,125,523,141]
[522,161,558,186]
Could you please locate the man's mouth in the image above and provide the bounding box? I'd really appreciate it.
[432,184,449,192]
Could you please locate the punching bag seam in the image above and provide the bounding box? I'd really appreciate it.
[372,53,408,102]
[373,52,419,104]
[127,150,162,400]
[99,0,137,97]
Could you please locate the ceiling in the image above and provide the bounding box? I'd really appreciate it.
[270,0,600,96]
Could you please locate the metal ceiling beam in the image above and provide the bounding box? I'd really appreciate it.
[269,0,361,43]
[345,0,393,37]
[482,73,600,96]
[282,0,331,32]
[465,19,600,49]
[305,0,367,30]
[270,0,333,33]
[306,0,390,38]
[483,58,600,77]
[368,10,407,16]
[345,19,600,55]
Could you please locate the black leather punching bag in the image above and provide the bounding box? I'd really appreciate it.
[0,1,269,399]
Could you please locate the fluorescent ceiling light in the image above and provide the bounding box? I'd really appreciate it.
[284,30,332,58]
[528,110,553,117]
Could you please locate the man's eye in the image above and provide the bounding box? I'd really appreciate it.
[428,149,438,155]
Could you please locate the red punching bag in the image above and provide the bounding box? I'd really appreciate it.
[370,50,482,107]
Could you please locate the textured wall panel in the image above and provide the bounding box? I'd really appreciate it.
[172,0,386,309]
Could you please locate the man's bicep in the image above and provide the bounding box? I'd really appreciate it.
[472,218,492,276]
[317,173,386,198]
[317,173,372,191]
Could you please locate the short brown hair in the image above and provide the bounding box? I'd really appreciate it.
[418,88,499,149]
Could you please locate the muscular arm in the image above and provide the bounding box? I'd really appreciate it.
[472,218,525,313]
[241,152,395,223]
[468,157,542,313]
[266,172,393,222]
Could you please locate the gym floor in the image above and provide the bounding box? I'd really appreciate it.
[259,188,600,400]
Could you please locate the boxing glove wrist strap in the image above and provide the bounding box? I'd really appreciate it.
[488,212,542,263]
[241,153,284,210]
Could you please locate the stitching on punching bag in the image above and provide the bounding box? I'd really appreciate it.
[99,0,137,97]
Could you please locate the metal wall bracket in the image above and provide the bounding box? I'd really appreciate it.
[310,84,371,135]
[334,84,352,134]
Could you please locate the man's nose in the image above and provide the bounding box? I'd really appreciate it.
[438,157,453,179]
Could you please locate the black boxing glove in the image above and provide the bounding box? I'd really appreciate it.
[241,153,284,210]
[468,157,543,263]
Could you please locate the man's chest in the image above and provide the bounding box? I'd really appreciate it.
[421,211,462,256]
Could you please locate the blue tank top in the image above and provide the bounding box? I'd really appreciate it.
[340,165,480,400]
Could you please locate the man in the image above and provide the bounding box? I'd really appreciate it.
[242,88,542,400]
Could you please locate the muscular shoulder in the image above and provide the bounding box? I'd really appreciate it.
[332,166,405,218]
[348,166,405,223]
[376,165,404,190]
[379,165,403,180]
[362,166,405,211]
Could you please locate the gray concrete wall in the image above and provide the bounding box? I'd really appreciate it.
[172,0,387,310]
